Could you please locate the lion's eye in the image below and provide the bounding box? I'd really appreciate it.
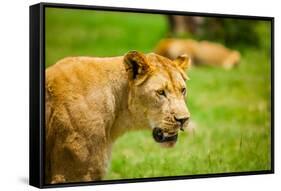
[156,89,166,97]
[181,88,186,95]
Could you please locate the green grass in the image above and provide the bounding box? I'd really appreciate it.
[45,8,168,67]
[45,8,272,180]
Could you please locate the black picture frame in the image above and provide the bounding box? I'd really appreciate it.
[29,2,274,189]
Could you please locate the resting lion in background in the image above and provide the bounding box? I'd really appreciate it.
[45,51,191,184]
[155,38,241,70]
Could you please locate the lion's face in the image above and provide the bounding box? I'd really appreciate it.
[124,51,191,148]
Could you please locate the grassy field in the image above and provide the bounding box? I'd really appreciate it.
[45,8,272,180]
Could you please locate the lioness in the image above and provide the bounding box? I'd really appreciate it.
[45,51,191,184]
[155,38,241,69]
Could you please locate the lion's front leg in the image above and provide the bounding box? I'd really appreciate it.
[49,136,110,183]
[47,100,113,183]
[49,131,110,183]
[82,136,111,182]
[49,132,91,184]
[50,174,66,184]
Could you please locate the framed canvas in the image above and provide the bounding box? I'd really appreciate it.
[29,2,274,188]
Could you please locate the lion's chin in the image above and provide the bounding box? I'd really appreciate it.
[152,127,179,148]
[159,141,177,148]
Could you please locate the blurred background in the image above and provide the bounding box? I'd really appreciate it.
[45,8,272,180]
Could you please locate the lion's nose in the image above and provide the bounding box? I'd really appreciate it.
[174,116,189,126]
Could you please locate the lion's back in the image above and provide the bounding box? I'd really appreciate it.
[45,56,126,138]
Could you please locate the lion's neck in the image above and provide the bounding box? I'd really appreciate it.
[106,62,149,142]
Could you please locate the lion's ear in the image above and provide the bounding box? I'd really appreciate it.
[124,51,151,84]
[174,54,191,72]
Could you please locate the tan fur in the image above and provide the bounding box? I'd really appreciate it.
[155,38,241,69]
[45,51,191,184]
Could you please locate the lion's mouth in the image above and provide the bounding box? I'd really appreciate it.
[152,127,178,143]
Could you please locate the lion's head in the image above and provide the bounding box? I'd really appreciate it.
[124,51,191,147]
